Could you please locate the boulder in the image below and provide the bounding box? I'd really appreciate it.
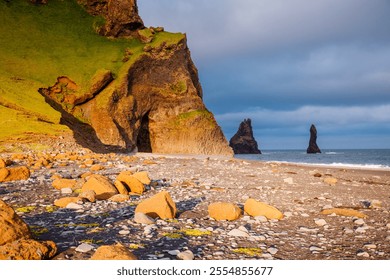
[78,189,97,203]
[0,200,57,260]
[0,158,6,168]
[321,208,367,218]
[52,178,78,190]
[208,202,242,221]
[90,243,137,260]
[244,198,284,220]
[82,174,118,200]
[132,171,151,185]
[108,194,130,202]
[0,200,31,246]
[307,124,321,154]
[116,172,145,194]
[54,197,83,208]
[229,119,261,154]
[114,180,129,195]
[0,166,30,182]
[135,191,176,219]
[0,239,57,260]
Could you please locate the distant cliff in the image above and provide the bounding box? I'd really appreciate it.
[1,0,232,155]
[307,124,321,154]
[229,119,261,154]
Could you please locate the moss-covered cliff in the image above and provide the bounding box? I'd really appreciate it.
[0,0,232,155]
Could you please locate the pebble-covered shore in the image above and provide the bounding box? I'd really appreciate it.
[1,147,390,260]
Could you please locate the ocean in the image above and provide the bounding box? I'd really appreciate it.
[235,149,390,170]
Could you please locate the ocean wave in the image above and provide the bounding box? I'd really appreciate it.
[266,160,390,170]
[325,152,342,155]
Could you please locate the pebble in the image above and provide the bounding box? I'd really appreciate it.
[75,243,94,253]
[61,188,73,194]
[315,219,327,227]
[255,216,268,222]
[386,223,390,229]
[364,244,377,249]
[355,228,366,233]
[267,247,278,255]
[227,229,250,237]
[177,250,194,260]
[309,246,323,252]
[357,252,370,258]
[119,230,130,235]
[134,212,155,225]
[168,250,180,256]
[354,219,365,225]
[66,202,83,210]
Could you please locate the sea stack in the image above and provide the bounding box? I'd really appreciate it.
[307,124,321,154]
[229,119,261,154]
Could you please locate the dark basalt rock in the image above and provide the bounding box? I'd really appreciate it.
[307,124,321,154]
[229,119,261,154]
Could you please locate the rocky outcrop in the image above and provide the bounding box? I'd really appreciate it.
[229,119,261,154]
[78,0,144,37]
[39,34,232,155]
[307,124,321,154]
[0,200,57,259]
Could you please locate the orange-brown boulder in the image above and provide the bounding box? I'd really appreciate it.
[0,239,57,260]
[208,202,242,221]
[90,243,137,260]
[321,208,367,218]
[82,174,118,200]
[0,166,30,182]
[117,172,145,194]
[114,180,129,195]
[0,158,6,168]
[54,197,82,208]
[0,200,31,246]
[109,194,130,202]
[78,189,97,203]
[132,171,151,185]
[135,191,176,219]
[52,178,78,190]
[244,198,284,220]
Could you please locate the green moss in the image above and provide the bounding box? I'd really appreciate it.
[162,232,183,239]
[15,206,36,213]
[232,247,262,257]
[181,228,212,237]
[45,205,58,213]
[80,239,104,244]
[30,225,49,236]
[0,0,186,140]
[129,243,145,250]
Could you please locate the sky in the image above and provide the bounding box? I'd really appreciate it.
[138,0,390,149]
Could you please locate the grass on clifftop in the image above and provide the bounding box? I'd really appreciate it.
[0,0,184,142]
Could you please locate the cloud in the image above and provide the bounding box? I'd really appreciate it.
[139,0,390,59]
[138,0,390,148]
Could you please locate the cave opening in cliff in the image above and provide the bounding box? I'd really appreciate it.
[137,112,152,153]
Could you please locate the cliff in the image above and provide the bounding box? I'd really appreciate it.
[307,124,321,154]
[0,0,232,155]
[229,119,261,154]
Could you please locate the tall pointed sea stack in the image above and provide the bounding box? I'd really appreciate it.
[307,124,321,154]
[229,119,261,154]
